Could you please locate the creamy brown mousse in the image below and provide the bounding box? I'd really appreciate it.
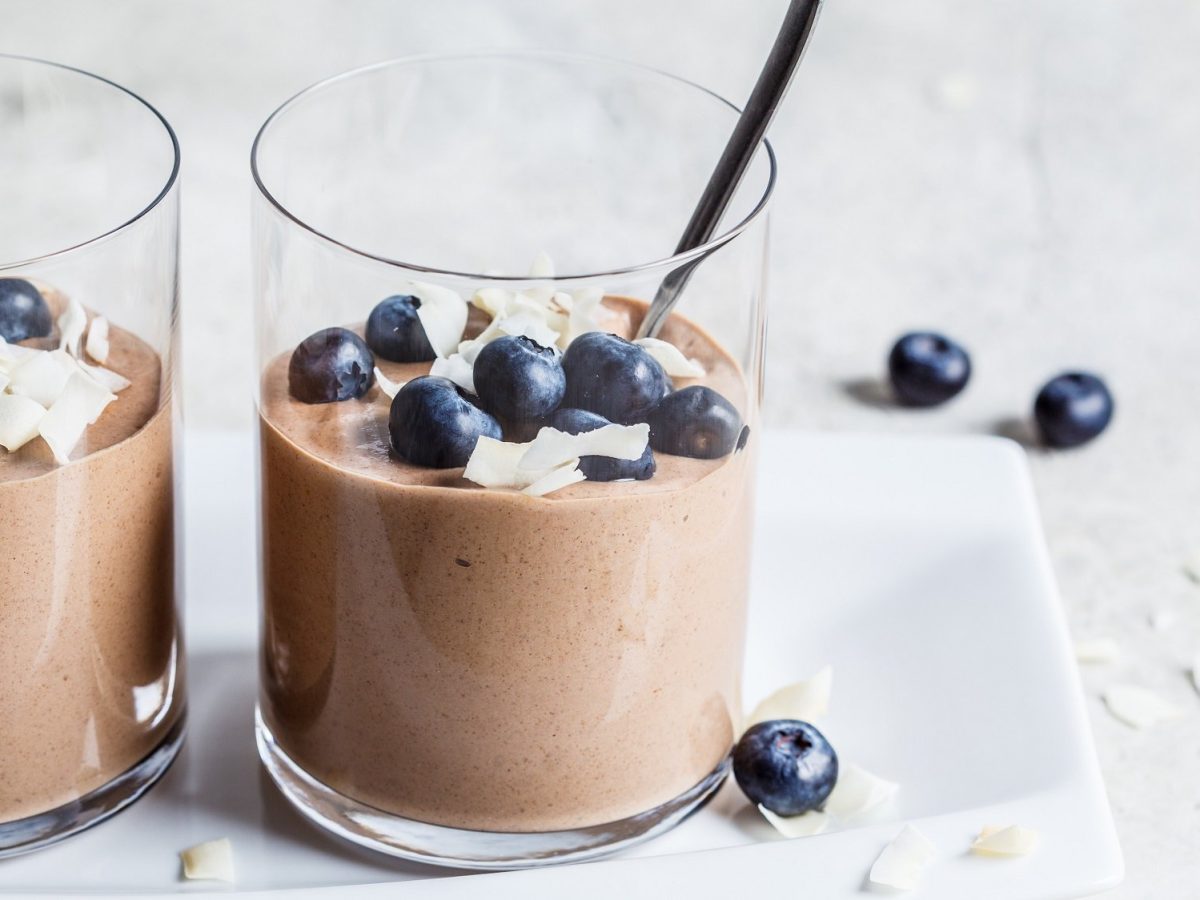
[259,298,753,832]
[0,288,181,823]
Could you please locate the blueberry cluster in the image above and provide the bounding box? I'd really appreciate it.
[287,297,747,475]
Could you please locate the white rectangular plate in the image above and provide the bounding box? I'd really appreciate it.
[0,431,1122,898]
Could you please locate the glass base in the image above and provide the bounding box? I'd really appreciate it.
[0,714,185,859]
[256,708,728,870]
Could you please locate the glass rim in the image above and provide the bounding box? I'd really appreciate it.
[0,54,181,272]
[250,49,777,283]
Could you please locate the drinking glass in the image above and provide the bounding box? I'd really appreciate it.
[252,51,772,868]
[0,55,184,856]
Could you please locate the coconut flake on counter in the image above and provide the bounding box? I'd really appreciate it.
[85,315,110,363]
[518,423,649,473]
[760,807,829,838]
[745,665,833,728]
[0,393,47,452]
[409,281,468,359]
[1102,684,1184,729]
[970,824,1039,857]
[57,297,87,357]
[823,762,900,819]
[1074,637,1121,665]
[868,825,937,891]
[522,460,584,497]
[38,371,116,464]
[634,337,706,378]
[374,367,403,400]
[180,837,235,882]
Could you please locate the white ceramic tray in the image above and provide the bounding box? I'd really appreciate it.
[0,430,1122,898]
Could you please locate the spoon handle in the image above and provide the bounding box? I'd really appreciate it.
[636,0,823,339]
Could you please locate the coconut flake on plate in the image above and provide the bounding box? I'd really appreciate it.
[970,824,1039,857]
[868,824,937,891]
[519,424,649,473]
[57,297,87,357]
[745,665,833,727]
[409,282,468,358]
[180,837,235,882]
[429,353,476,394]
[823,762,899,819]
[38,371,116,464]
[374,367,403,400]
[759,807,829,838]
[1102,684,1184,729]
[7,351,73,408]
[0,393,47,452]
[634,337,706,378]
[522,460,584,497]
[1074,637,1120,665]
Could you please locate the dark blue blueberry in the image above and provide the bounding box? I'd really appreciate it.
[365,294,436,362]
[473,335,566,422]
[561,332,671,424]
[1034,372,1114,448]
[0,278,53,343]
[733,720,839,816]
[550,407,656,482]
[887,331,971,407]
[646,385,741,459]
[288,327,375,403]
[389,375,501,468]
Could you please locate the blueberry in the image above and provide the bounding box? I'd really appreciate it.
[646,385,741,459]
[389,375,501,468]
[550,407,656,482]
[1034,372,1114,448]
[365,294,436,362]
[0,278,53,343]
[473,335,566,422]
[733,720,839,816]
[887,331,971,407]
[288,327,375,403]
[561,332,671,424]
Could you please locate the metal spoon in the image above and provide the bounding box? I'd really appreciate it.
[636,0,823,339]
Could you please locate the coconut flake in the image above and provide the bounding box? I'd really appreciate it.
[971,825,1039,857]
[528,251,555,279]
[519,424,648,473]
[497,310,561,349]
[869,825,937,891]
[634,337,706,378]
[823,762,899,819]
[374,367,403,400]
[38,372,116,464]
[522,461,584,497]
[1103,684,1184,729]
[180,837,235,882]
[0,336,38,369]
[76,359,132,393]
[1074,638,1120,665]
[85,315,110,363]
[410,282,467,358]
[57,297,87,357]
[562,286,606,347]
[7,351,73,407]
[0,393,47,452]
[430,353,476,394]
[759,807,829,838]
[463,437,539,489]
[746,665,833,727]
[472,287,514,319]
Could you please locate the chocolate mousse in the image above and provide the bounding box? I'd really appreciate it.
[0,280,181,825]
[259,280,754,833]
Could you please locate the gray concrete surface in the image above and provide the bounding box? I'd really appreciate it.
[3,1,1198,895]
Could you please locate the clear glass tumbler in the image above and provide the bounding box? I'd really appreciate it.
[0,56,184,856]
[252,51,772,868]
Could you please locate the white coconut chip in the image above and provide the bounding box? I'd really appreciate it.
[7,351,73,408]
[374,367,403,400]
[429,353,476,394]
[634,337,706,378]
[38,372,116,464]
[519,424,649,473]
[563,286,606,347]
[522,460,584,497]
[823,762,899,819]
[0,336,38,368]
[1074,637,1121,665]
[759,807,829,838]
[472,287,513,319]
[463,437,540,489]
[497,310,561,349]
[971,824,1039,857]
[528,250,555,279]
[409,282,467,358]
[85,315,110,363]
[745,665,833,727]
[869,825,937,892]
[0,393,47,452]
[77,359,132,393]
[180,837,235,882]
[1103,684,1184,729]
[57,297,87,357]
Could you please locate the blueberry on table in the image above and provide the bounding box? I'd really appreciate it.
[365,294,436,362]
[1033,372,1113,448]
[473,335,566,422]
[390,375,502,468]
[288,327,375,403]
[887,331,971,407]
[550,407,656,482]
[561,331,671,424]
[733,720,838,816]
[0,278,53,343]
[646,385,741,459]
